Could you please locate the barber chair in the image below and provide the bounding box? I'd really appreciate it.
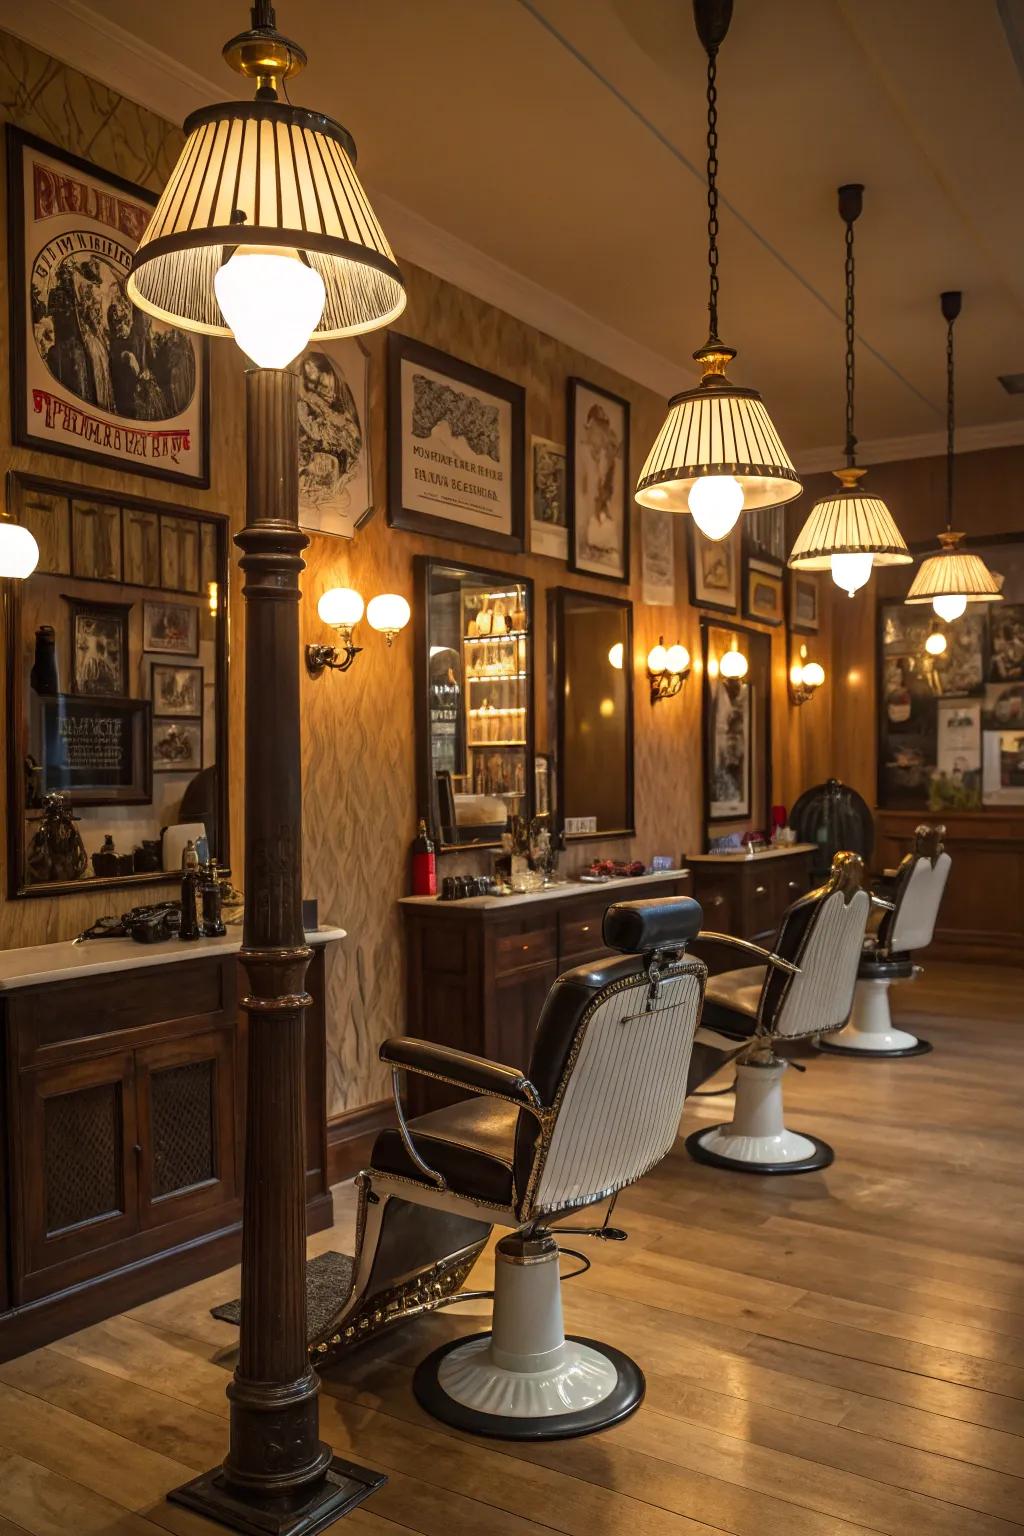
[302,896,706,1440]
[818,824,950,1058]
[684,852,869,1174]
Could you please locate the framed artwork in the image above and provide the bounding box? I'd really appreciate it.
[708,677,751,820]
[641,504,675,607]
[39,693,151,804]
[6,127,209,486]
[123,507,161,587]
[71,498,121,582]
[151,662,202,718]
[297,339,372,538]
[529,435,567,560]
[933,698,982,810]
[567,377,630,583]
[153,717,202,774]
[744,556,783,627]
[143,600,198,656]
[744,505,786,569]
[982,729,1024,806]
[63,596,130,696]
[988,604,1024,684]
[788,571,819,635]
[387,333,525,553]
[687,522,739,613]
[160,514,200,592]
[17,484,69,574]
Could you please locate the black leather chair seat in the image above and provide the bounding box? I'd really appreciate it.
[371,1096,518,1206]
[857,949,913,981]
[700,964,765,1036]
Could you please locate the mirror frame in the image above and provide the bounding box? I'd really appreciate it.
[549,585,635,842]
[4,473,231,899]
[414,554,536,852]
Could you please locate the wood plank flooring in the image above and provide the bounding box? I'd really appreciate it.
[1,960,1022,1535]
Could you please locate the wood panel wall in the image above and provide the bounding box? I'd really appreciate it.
[0,31,833,1119]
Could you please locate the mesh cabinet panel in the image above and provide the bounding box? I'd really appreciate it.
[44,1082,123,1233]
[150,1059,216,1198]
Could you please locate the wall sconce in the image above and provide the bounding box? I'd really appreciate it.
[647,636,691,703]
[306,586,410,677]
[789,643,826,705]
[719,645,749,701]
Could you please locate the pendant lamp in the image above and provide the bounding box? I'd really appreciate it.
[904,292,1002,619]
[127,4,405,362]
[635,0,801,541]
[789,185,910,596]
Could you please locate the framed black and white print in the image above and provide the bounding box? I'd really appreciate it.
[743,505,786,569]
[6,128,209,487]
[788,571,820,635]
[40,694,151,805]
[63,596,130,696]
[151,662,202,718]
[529,435,568,560]
[297,339,373,538]
[744,556,784,627]
[153,716,202,774]
[687,522,739,614]
[143,600,198,656]
[387,334,525,553]
[567,378,630,583]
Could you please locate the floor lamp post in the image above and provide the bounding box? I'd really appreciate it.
[127,7,405,1533]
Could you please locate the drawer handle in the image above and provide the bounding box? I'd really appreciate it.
[754,884,767,896]
[788,880,801,891]
[521,943,529,951]
[580,924,590,933]
[710,895,724,907]
[133,1143,142,1156]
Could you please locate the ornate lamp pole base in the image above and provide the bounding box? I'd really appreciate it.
[168,367,384,1534]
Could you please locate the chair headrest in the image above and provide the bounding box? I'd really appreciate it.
[603,896,703,955]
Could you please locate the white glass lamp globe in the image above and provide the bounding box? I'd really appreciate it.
[214,247,327,369]
[801,660,825,688]
[719,648,748,681]
[366,593,411,642]
[831,551,873,597]
[925,630,947,656]
[665,643,690,674]
[0,520,40,579]
[687,475,744,541]
[318,587,364,629]
[607,642,624,670]
[647,643,668,674]
[932,592,967,623]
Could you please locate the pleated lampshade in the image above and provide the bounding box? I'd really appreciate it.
[789,468,911,570]
[636,346,801,513]
[127,101,406,339]
[905,531,1003,604]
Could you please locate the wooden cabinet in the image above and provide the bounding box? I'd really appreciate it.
[686,847,815,953]
[0,942,335,1361]
[402,873,692,1114]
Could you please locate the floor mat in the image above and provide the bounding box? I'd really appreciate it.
[211,1249,354,1342]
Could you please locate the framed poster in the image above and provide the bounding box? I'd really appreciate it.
[529,435,567,560]
[744,505,786,569]
[933,698,982,810]
[387,334,525,553]
[988,604,1024,684]
[687,522,739,614]
[983,729,1024,806]
[6,128,209,487]
[708,678,751,820]
[143,600,198,656]
[64,596,131,696]
[567,378,630,583]
[153,717,202,774]
[787,571,819,635]
[39,694,151,804]
[151,662,202,717]
[297,339,373,538]
[641,504,675,607]
[744,556,783,626]
[71,498,121,581]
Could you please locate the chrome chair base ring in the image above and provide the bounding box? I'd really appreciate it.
[412,1333,644,1440]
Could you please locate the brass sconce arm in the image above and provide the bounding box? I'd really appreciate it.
[306,637,362,677]
[647,637,691,704]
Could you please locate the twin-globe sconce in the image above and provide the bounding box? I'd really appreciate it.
[646,638,691,704]
[306,586,411,678]
[789,644,826,706]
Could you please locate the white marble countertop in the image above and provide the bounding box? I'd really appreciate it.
[399,868,690,913]
[687,843,817,863]
[0,926,346,992]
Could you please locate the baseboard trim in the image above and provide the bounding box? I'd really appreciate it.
[326,1098,395,1186]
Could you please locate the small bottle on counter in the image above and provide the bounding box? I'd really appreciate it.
[180,865,201,941]
[411,818,437,896]
[200,858,227,937]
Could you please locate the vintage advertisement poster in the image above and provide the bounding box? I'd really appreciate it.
[8,129,208,486]
[641,503,675,606]
[568,377,630,583]
[297,339,372,538]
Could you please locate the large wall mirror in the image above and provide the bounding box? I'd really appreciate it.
[6,473,230,897]
[415,556,534,848]
[550,587,634,840]
[700,617,771,846]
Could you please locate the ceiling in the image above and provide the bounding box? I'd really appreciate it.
[8,0,1024,466]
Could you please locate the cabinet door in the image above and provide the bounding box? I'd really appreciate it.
[495,962,560,1075]
[16,1051,139,1299]
[694,879,736,937]
[135,1030,237,1230]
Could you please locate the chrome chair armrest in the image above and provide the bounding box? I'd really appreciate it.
[870,894,896,912]
[390,1070,446,1189]
[692,931,802,976]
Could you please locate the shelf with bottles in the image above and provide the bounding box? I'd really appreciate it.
[467,703,526,747]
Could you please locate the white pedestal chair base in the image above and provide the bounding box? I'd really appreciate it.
[818,976,932,1059]
[412,1229,644,1440]
[685,1057,834,1175]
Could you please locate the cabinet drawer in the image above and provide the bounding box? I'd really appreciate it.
[559,902,609,961]
[694,881,735,936]
[493,924,556,978]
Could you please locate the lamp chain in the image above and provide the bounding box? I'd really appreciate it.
[945,310,955,531]
[705,50,720,343]
[844,213,856,467]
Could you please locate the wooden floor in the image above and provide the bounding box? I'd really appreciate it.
[1,960,1023,1536]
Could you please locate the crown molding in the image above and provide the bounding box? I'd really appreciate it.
[793,417,1024,475]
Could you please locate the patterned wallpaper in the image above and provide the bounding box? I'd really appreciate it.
[0,30,831,1118]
